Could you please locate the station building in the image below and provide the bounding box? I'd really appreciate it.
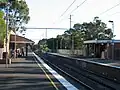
[10,34,34,56]
[84,40,120,60]
[0,31,34,63]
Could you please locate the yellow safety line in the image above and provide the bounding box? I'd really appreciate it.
[34,57,59,90]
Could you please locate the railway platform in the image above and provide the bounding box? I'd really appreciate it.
[50,53,120,68]
[0,52,78,90]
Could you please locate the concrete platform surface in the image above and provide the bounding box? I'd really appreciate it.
[0,53,75,90]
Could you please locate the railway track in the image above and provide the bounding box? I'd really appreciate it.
[39,55,119,90]
[40,57,94,90]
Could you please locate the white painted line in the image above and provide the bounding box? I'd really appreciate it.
[34,56,59,90]
[33,52,78,90]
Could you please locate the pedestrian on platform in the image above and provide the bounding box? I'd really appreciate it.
[21,47,24,56]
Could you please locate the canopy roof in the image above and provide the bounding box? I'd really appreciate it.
[84,40,120,44]
[10,34,34,44]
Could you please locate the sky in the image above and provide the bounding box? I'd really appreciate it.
[20,0,120,43]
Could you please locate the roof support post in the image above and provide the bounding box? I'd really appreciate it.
[26,43,28,56]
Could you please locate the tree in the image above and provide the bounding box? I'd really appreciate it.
[56,35,65,49]
[56,35,62,49]
[62,17,113,50]
[0,0,30,32]
[73,23,82,30]
[0,11,6,42]
[37,17,113,52]
[47,38,57,52]
[82,17,113,40]
[38,39,49,52]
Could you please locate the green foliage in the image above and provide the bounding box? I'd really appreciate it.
[37,17,113,51]
[40,44,49,52]
[0,11,6,41]
[58,17,113,49]
[0,0,7,7]
[38,39,49,52]
[80,17,113,40]
[0,0,30,32]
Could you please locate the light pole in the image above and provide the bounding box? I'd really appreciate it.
[14,27,16,58]
[45,28,47,45]
[5,3,11,67]
[4,0,14,67]
[60,37,63,49]
[69,15,74,54]
[56,39,58,52]
[108,20,114,60]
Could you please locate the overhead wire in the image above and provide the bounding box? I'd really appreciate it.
[60,0,77,17]
[110,12,120,16]
[53,0,77,24]
[100,11,120,20]
[99,2,120,16]
[59,0,87,23]
[55,0,120,26]
[68,0,87,15]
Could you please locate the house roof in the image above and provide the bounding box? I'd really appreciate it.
[10,34,34,44]
[84,40,120,44]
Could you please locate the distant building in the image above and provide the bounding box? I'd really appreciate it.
[0,30,34,62]
[84,40,120,60]
[10,34,34,56]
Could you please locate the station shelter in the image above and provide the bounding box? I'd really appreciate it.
[84,40,120,60]
[10,34,34,57]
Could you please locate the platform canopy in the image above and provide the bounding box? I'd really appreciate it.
[84,40,120,44]
[10,34,34,44]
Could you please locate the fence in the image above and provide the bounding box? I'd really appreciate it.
[57,49,84,56]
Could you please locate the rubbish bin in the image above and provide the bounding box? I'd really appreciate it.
[3,52,8,60]
[2,52,11,64]
[8,59,11,64]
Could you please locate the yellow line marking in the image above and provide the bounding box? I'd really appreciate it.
[34,57,59,90]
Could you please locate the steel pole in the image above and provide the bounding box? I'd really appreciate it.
[109,20,114,60]
[14,28,16,58]
[45,28,47,39]
[5,4,10,67]
[60,38,62,49]
[56,39,58,52]
[6,12,8,67]
[70,15,74,54]
[112,22,114,60]
[70,15,72,29]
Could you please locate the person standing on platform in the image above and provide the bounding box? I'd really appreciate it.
[21,47,24,56]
